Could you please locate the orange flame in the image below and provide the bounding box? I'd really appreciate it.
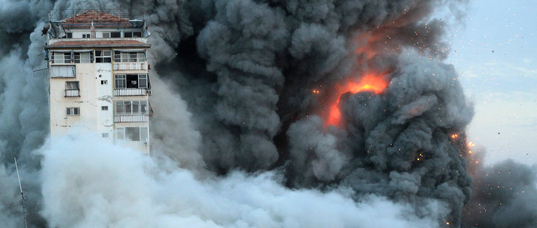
[325,75,388,127]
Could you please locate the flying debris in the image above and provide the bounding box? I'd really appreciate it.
[0,1,536,228]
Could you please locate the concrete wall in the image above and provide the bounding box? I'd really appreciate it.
[48,47,150,154]
[96,63,114,143]
[49,63,97,136]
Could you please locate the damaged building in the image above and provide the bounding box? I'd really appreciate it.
[44,10,152,154]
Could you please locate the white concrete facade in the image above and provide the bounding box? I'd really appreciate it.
[45,11,152,154]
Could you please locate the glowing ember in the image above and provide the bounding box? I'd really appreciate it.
[451,134,458,139]
[325,75,387,127]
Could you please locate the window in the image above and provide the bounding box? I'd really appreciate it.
[126,127,140,142]
[115,100,148,115]
[95,50,112,63]
[66,32,72,38]
[66,81,79,90]
[52,52,71,63]
[82,34,90,38]
[115,74,126,88]
[101,106,108,111]
[124,31,142,38]
[73,52,92,63]
[102,133,109,138]
[114,74,148,89]
[65,81,79,97]
[113,51,145,62]
[111,32,121,38]
[51,65,75,77]
[138,74,147,88]
[101,80,108,85]
[116,127,148,141]
[102,32,110,38]
[66,107,80,116]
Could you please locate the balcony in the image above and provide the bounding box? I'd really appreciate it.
[113,62,147,71]
[114,88,149,96]
[114,115,148,123]
[65,89,80,97]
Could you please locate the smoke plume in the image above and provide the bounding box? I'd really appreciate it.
[0,0,535,227]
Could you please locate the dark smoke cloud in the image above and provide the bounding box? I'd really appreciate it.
[0,0,535,227]
[463,157,537,228]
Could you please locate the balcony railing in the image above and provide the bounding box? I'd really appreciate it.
[113,88,149,96]
[65,89,80,97]
[113,62,147,71]
[114,115,148,123]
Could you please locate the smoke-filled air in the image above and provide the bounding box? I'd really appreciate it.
[0,0,535,227]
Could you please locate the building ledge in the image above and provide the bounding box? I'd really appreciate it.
[46,39,150,49]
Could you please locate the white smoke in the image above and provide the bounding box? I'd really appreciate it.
[1,0,535,227]
[39,133,449,228]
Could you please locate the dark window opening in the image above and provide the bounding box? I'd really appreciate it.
[95,50,112,63]
[115,74,148,89]
[127,75,138,88]
[123,32,142,38]
[111,32,121,38]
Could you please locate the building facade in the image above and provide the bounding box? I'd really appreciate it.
[45,10,152,154]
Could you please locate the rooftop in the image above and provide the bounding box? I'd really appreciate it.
[60,10,136,28]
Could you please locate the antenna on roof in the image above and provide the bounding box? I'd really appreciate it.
[14,157,28,228]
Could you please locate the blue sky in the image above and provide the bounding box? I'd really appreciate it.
[446,0,537,165]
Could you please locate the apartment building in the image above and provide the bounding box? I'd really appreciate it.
[44,10,152,153]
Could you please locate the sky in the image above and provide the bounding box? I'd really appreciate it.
[446,0,537,166]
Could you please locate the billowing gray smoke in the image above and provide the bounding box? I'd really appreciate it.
[462,152,537,228]
[0,0,536,227]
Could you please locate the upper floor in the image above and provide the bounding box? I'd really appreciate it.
[44,10,150,42]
